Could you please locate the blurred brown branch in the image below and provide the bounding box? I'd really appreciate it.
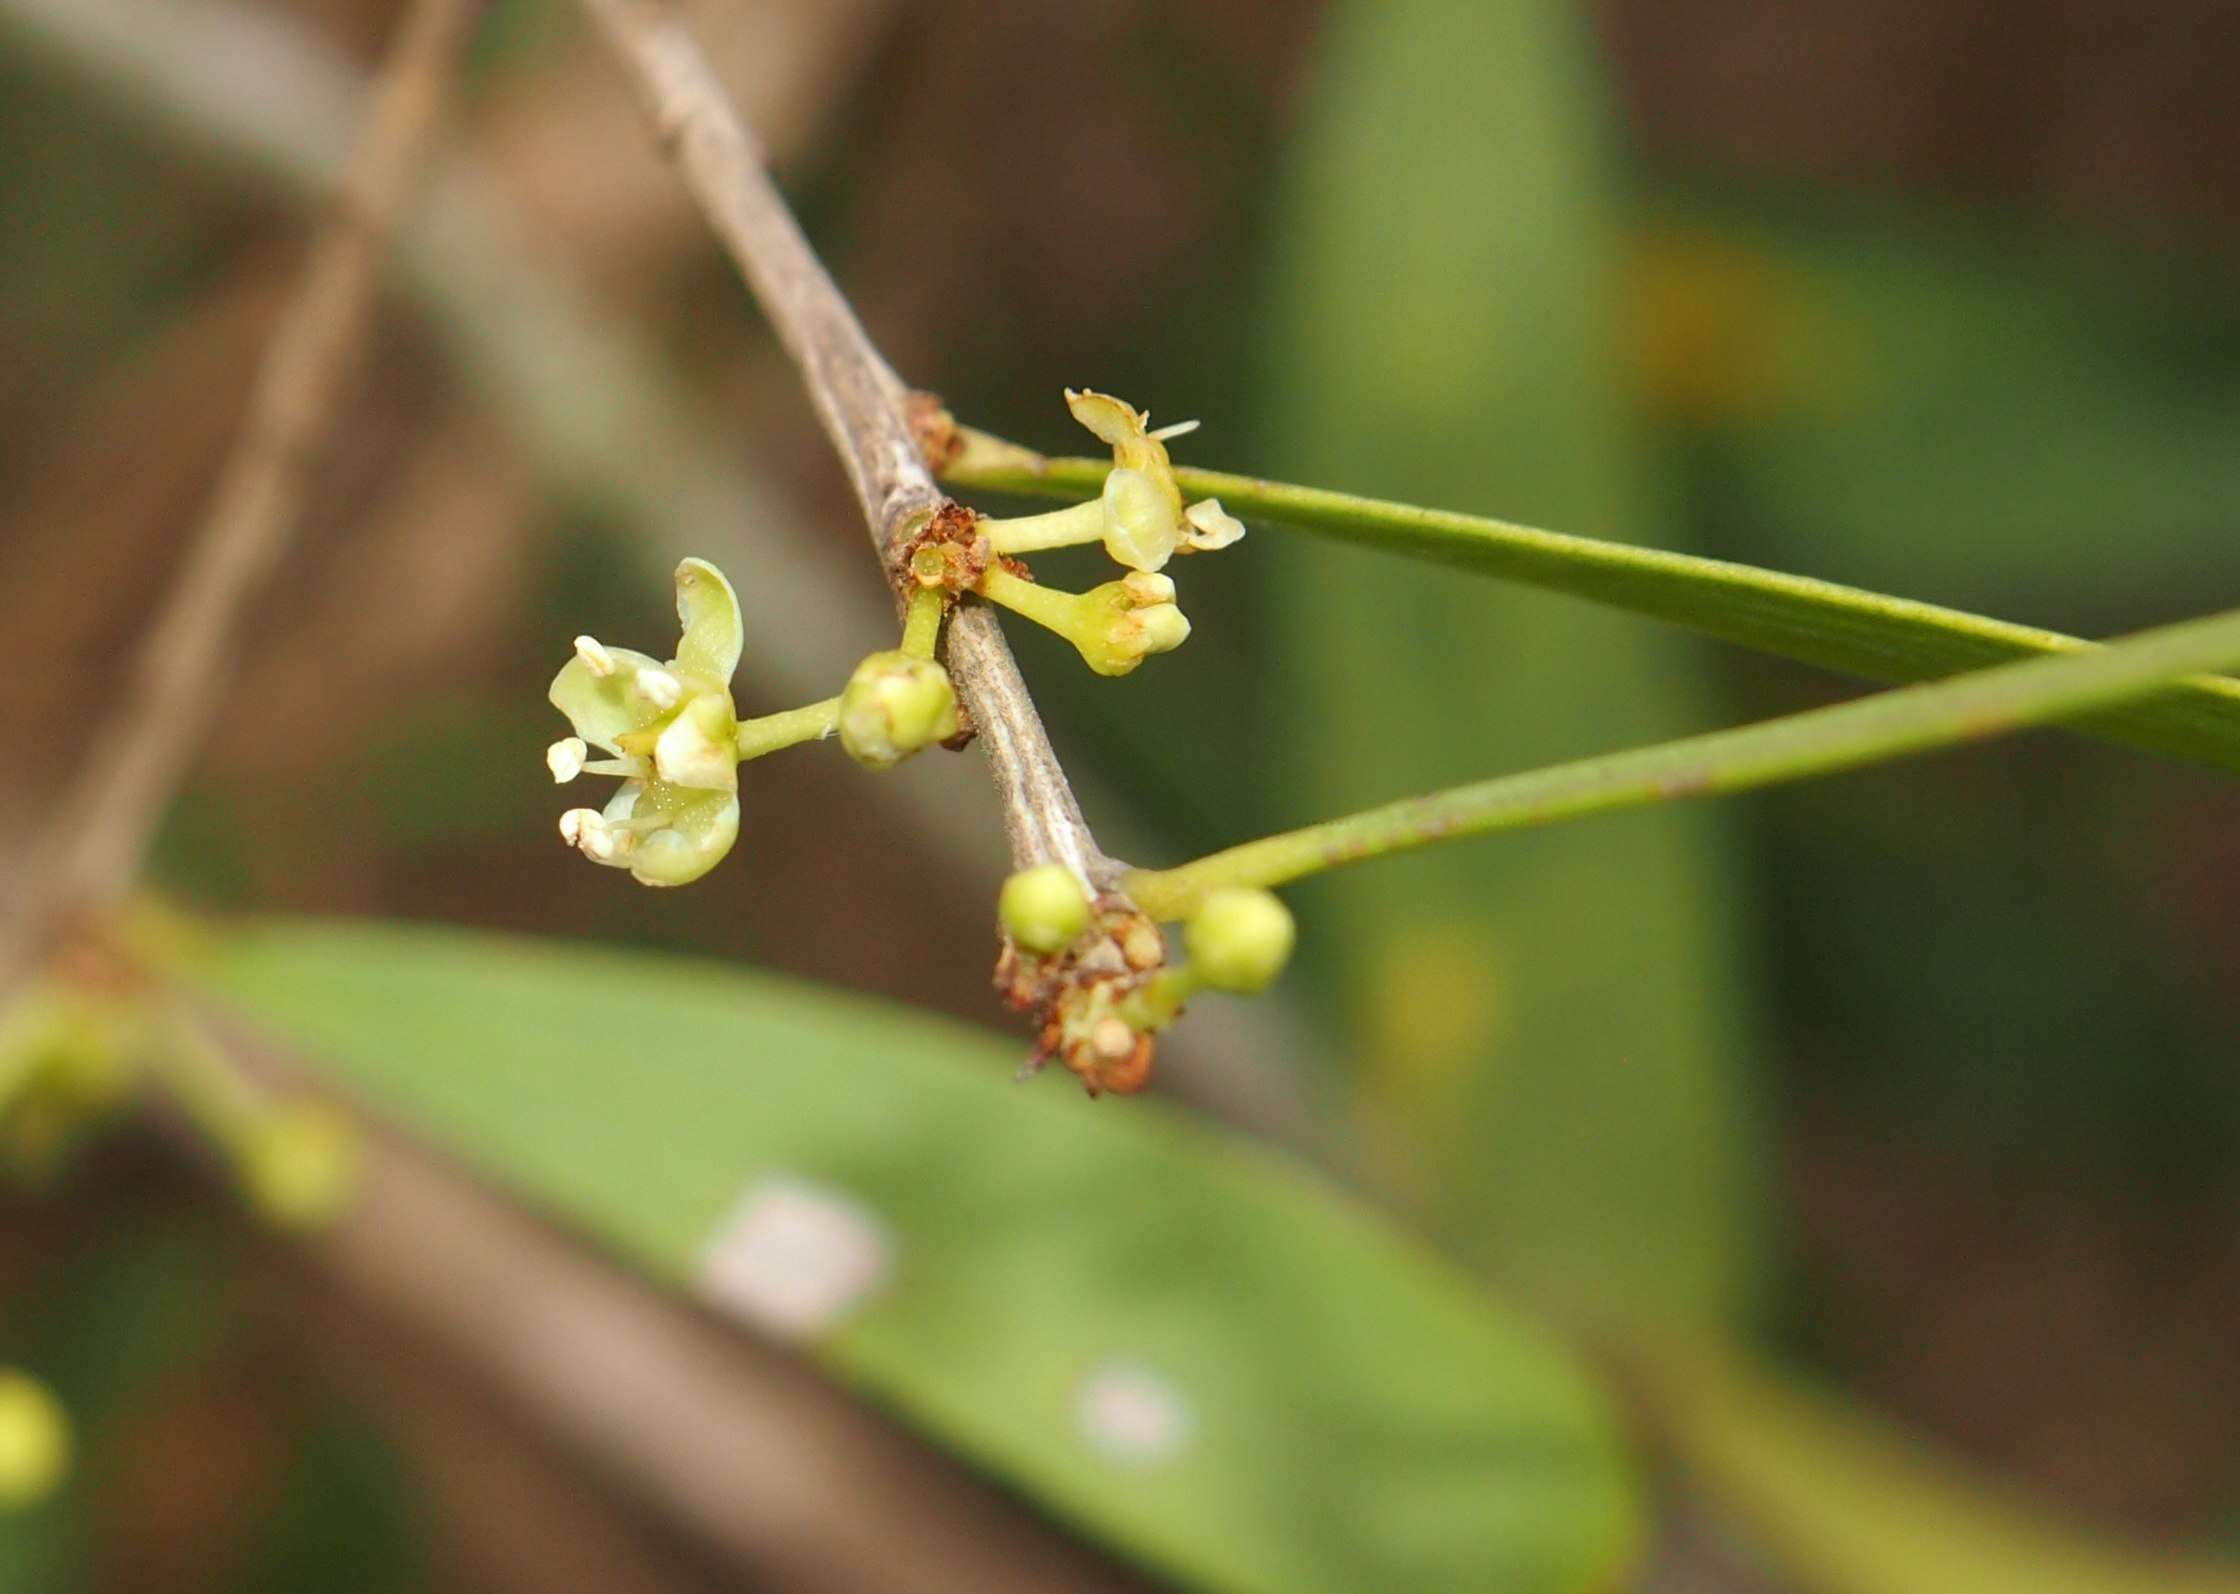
[203,1014,1149,1594]
[576,0,1122,891]
[0,0,484,996]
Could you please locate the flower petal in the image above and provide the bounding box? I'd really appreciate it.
[1064,388,1149,450]
[601,780,647,825]
[1066,388,1184,483]
[549,646,667,753]
[672,558,743,683]
[1100,467,1181,572]
[628,787,740,887]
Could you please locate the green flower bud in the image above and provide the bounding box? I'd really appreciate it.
[0,990,138,1180]
[838,650,959,772]
[1100,572,1191,664]
[0,1371,70,1509]
[240,1101,363,1232]
[1183,888,1295,994]
[999,864,1093,954]
[975,566,1191,677]
[0,989,133,1119]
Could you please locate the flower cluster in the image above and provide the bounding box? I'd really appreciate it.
[546,390,1245,890]
[993,868,1297,1098]
[540,390,1290,1104]
[969,390,1245,676]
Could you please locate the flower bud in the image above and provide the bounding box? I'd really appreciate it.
[0,1371,71,1508]
[240,1101,363,1232]
[1183,888,1296,994]
[1077,572,1190,676]
[999,864,1092,954]
[838,650,959,772]
[1,990,132,1118]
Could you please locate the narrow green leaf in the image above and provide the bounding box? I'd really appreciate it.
[1651,1351,2240,1594]
[940,446,2240,775]
[192,920,1639,1594]
[1255,0,1767,1338]
[1127,604,2240,918]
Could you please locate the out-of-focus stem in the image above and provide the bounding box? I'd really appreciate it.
[0,0,484,998]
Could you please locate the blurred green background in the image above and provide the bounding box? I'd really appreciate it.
[0,0,2235,1589]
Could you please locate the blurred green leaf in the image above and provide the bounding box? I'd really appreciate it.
[1653,1351,2240,1594]
[944,449,2240,776]
[194,919,1639,1594]
[1636,188,2240,614]
[1260,0,1764,1334]
[0,1224,235,1594]
[231,1403,428,1594]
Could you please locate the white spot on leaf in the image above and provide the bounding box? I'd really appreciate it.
[697,1175,891,1343]
[1075,1360,1194,1467]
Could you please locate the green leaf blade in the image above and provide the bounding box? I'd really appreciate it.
[192,919,1639,1594]
[1653,1352,2240,1594]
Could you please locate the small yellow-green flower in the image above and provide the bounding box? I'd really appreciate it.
[978,390,1245,573]
[0,1371,70,1509]
[239,1100,363,1232]
[549,559,746,887]
[1065,389,1243,571]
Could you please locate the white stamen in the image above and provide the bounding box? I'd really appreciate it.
[546,737,587,784]
[636,668,683,710]
[1147,418,1201,441]
[573,635,616,677]
[559,807,623,860]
